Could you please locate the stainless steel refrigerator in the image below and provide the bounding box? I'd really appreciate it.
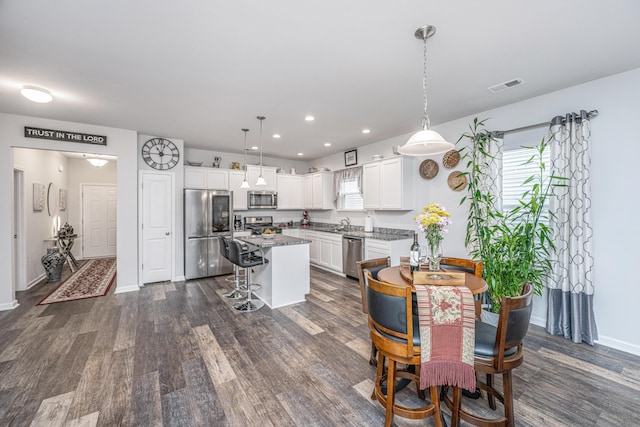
[184,189,234,279]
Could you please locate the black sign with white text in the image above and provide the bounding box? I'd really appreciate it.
[24,126,107,145]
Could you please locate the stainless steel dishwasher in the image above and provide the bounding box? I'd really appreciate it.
[342,236,363,279]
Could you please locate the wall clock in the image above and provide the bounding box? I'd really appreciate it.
[142,137,180,170]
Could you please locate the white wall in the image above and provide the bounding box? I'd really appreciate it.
[1,113,139,309]
[313,68,640,355]
[184,148,309,172]
[12,148,69,288]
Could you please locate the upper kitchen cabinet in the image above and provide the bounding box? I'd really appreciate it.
[229,170,248,210]
[184,166,229,190]
[246,165,277,192]
[277,174,304,210]
[304,171,333,210]
[362,156,414,210]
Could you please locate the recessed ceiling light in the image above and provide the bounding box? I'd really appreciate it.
[20,85,53,103]
[362,129,371,134]
[251,146,259,150]
[324,142,331,147]
[272,134,281,139]
[297,152,304,156]
[305,115,315,121]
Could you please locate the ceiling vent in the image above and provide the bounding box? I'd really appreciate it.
[487,78,525,93]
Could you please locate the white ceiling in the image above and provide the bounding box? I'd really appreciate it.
[2,1,640,160]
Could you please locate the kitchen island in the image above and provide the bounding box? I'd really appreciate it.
[236,234,311,309]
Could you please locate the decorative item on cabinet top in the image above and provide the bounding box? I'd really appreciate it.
[187,161,202,166]
[419,159,439,179]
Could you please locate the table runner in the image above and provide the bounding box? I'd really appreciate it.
[414,284,476,391]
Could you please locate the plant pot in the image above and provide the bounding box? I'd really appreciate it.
[480,309,499,326]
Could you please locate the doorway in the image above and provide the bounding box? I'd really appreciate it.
[81,184,117,259]
[12,169,25,292]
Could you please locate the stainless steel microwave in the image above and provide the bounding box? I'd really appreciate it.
[248,191,277,209]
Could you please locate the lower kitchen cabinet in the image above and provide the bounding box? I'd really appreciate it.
[365,237,412,266]
[306,230,342,273]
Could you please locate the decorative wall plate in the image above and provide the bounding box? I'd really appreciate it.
[419,159,439,179]
[447,170,467,191]
[442,150,461,169]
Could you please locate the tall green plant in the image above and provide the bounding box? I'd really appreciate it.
[458,119,566,312]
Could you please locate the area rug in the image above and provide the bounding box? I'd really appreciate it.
[38,257,116,305]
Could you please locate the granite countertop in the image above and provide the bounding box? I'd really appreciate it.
[237,235,311,248]
[289,224,413,241]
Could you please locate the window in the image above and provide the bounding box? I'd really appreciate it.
[334,166,363,210]
[502,127,551,218]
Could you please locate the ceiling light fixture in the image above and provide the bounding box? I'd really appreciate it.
[240,128,250,189]
[362,129,371,134]
[87,157,108,167]
[272,134,281,139]
[256,116,267,186]
[324,142,331,147]
[297,152,303,156]
[20,85,53,103]
[305,115,315,121]
[397,25,454,156]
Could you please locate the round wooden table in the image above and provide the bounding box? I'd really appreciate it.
[378,265,487,295]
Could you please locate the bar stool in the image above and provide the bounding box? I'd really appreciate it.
[226,240,268,312]
[220,237,246,300]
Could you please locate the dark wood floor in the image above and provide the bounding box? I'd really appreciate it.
[1,266,639,426]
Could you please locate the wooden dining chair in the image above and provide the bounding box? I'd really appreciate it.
[442,281,533,427]
[356,257,390,365]
[365,269,454,427]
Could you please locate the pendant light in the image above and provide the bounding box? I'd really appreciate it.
[240,128,250,189]
[397,25,454,156]
[255,116,267,186]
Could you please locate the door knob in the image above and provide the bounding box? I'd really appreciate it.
[165,232,170,236]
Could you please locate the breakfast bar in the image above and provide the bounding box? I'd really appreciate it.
[237,234,311,308]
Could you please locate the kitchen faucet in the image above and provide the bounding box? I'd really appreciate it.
[339,217,351,231]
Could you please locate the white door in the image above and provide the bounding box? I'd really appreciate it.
[82,185,117,258]
[13,169,25,291]
[142,173,173,284]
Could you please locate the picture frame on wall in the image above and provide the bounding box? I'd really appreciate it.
[59,188,67,211]
[344,149,358,167]
[33,183,44,211]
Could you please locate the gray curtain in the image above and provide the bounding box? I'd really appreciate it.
[547,111,597,345]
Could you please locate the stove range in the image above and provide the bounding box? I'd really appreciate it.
[244,216,283,236]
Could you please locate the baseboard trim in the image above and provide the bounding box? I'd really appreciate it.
[172,275,186,282]
[0,300,20,311]
[26,273,47,290]
[114,283,140,294]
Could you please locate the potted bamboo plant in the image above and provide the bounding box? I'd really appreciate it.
[458,118,565,314]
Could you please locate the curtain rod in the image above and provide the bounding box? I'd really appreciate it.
[491,109,598,137]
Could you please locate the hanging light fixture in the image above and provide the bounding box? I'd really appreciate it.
[255,116,267,186]
[240,128,250,189]
[397,25,454,156]
[86,157,108,167]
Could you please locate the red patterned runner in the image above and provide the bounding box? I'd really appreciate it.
[38,257,116,305]
[414,284,476,391]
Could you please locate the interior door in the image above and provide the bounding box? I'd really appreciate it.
[82,184,117,258]
[142,173,173,284]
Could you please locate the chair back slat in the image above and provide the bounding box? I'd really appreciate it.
[495,281,533,368]
[356,257,391,314]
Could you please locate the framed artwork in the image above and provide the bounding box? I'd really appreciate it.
[344,149,358,167]
[33,183,45,211]
[59,188,67,211]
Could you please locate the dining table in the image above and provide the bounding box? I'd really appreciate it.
[377,264,488,296]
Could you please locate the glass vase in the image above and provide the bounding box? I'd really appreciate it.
[426,240,442,271]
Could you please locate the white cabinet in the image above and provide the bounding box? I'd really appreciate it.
[362,157,414,210]
[303,172,333,210]
[246,165,278,192]
[307,230,342,273]
[365,237,413,266]
[283,228,302,238]
[277,174,304,210]
[229,170,248,210]
[184,166,229,190]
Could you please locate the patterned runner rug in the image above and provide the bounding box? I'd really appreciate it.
[38,257,116,305]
